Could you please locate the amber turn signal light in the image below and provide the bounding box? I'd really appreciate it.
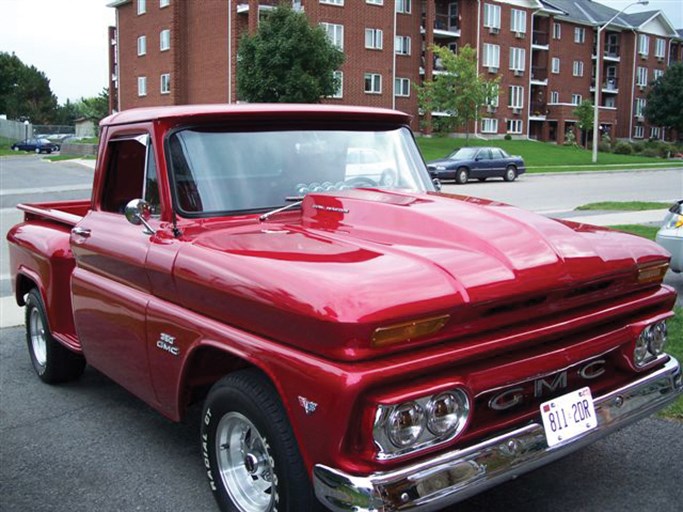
[636,262,669,284]
[372,314,450,347]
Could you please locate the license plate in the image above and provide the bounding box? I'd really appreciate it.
[540,387,597,447]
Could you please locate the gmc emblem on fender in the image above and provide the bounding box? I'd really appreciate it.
[488,359,606,411]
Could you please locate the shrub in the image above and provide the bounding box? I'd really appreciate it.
[613,141,634,155]
[564,128,577,147]
[598,142,612,153]
[640,148,660,158]
[631,142,644,153]
[504,134,512,140]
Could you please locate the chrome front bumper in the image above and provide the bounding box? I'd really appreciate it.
[314,357,682,512]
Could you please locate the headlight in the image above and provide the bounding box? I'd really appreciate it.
[427,391,469,436]
[387,402,425,447]
[662,211,683,230]
[634,321,668,367]
[373,387,471,459]
[436,166,446,170]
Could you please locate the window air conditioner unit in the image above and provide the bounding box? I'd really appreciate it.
[656,56,664,62]
[512,107,521,115]
[488,66,499,73]
[638,84,645,91]
[514,69,523,76]
[636,114,644,121]
[515,31,525,39]
[639,52,647,59]
[489,26,500,34]
[487,105,497,113]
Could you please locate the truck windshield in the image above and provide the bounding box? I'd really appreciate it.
[168,127,433,216]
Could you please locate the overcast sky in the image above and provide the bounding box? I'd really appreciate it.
[0,0,681,105]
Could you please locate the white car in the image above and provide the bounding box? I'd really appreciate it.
[656,200,683,272]
[345,147,396,186]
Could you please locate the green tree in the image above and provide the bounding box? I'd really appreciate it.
[0,52,58,123]
[416,45,499,139]
[573,100,594,148]
[76,88,110,123]
[237,5,345,103]
[645,63,683,134]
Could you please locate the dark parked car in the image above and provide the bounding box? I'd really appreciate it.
[427,146,526,184]
[11,138,60,154]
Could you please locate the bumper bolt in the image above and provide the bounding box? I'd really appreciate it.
[614,396,624,408]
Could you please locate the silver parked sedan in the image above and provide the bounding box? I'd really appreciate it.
[656,200,683,272]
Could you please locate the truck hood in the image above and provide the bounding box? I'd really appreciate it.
[172,189,669,360]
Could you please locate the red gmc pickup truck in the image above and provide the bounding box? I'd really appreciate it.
[7,104,682,512]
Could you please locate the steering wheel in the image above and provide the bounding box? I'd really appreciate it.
[344,177,378,188]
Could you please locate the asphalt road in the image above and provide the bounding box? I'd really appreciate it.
[1,156,682,511]
[1,326,682,512]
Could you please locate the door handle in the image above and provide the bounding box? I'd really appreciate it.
[71,227,91,238]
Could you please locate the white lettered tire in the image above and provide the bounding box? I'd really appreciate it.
[201,369,322,512]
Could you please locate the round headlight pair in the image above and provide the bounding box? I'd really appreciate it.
[386,390,469,449]
[634,321,668,367]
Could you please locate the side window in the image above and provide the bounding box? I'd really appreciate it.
[491,149,504,159]
[101,136,159,214]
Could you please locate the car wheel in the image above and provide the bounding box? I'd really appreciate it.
[201,369,322,512]
[35,148,41,154]
[455,167,469,185]
[504,165,517,182]
[12,146,19,151]
[25,288,86,384]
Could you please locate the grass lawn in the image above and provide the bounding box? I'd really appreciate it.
[415,136,682,171]
[608,224,659,240]
[576,201,672,211]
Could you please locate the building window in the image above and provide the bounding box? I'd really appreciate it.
[551,57,560,74]
[160,0,170,7]
[509,85,524,108]
[320,0,344,5]
[137,76,147,96]
[572,60,584,77]
[366,0,383,4]
[509,47,525,71]
[395,36,411,56]
[550,91,559,103]
[137,35,146,56]
[483,3,501,29]
[571,94,582,105]
[481,118,499,134]
[574,27,585,43]
[510,9,527,34]
[638,34,649,55]
[364,73,381,94]
[487,84,500,108]
[365,28,383,50]
[137,0,146,15]
[655,38,665,59]
[160,29,171,51]
[482,43,500,69]
[634,125,644,139]
[653,69,664,81]
[635,98,646,116]
[507,119,523,134]
[636,66,648,86]
[396,0,411,14]
[395,77,410,97]
[160,73,171,94]
[321,22,344,50]
[553,22,561,40]
[332,70,343,98]
[650,126,661,139]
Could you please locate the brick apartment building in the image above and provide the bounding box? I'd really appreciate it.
[107,0,682,143]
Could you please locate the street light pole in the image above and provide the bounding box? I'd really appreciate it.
[592,0,648,163]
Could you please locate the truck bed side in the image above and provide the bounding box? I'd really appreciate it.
[7,199,90,353]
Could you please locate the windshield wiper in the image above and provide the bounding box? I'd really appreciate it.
[258,196,305,222]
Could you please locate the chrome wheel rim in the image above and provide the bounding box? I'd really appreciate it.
[216,412,275,512]
[29,308,47,367]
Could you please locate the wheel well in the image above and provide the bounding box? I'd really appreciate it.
[15,273,38,306]
[507,164,517,170]
[180,346,263,415]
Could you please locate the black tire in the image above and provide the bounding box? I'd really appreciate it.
[201,369,322,512]
[25,288,86,384]
[455,167,469,185]
[504,165,517,182]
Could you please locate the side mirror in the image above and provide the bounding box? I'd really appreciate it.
[124,198,156,235]
[432,178,442,191]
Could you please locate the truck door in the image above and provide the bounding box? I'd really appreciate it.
[70,131,162,407]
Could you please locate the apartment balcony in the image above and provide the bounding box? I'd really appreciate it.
[530,102,548,120]
[592,45,620,62]
[421,13,461,39]
[532,31,549,50]
[530,66,548,85]
[590,78,619,94]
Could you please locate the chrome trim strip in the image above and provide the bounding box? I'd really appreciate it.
[313,357,682,512]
